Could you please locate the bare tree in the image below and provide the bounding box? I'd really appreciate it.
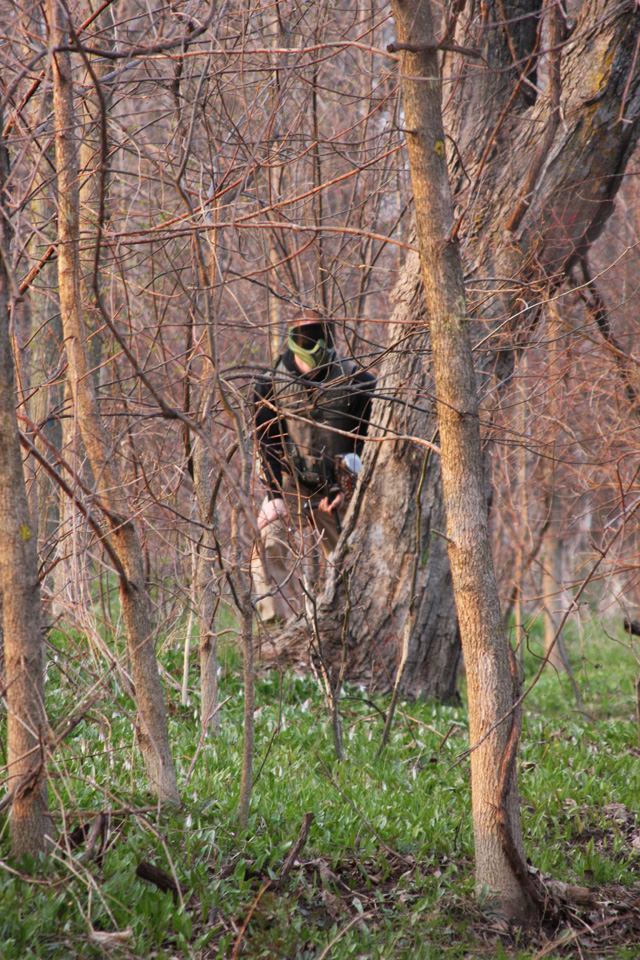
[0,114,49,857]
[389,0,535,918]
[47,0,179,804]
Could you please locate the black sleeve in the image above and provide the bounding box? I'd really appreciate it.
[253,374,288,499]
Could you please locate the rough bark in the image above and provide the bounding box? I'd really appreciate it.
[0,115,50,857]
[47,0,179,803]
[263,0,640,700]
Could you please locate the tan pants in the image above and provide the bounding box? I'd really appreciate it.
[251,482,342,623]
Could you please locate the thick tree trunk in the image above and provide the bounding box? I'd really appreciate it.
[48,0,179,803]
[261,251,460,699]
[0,118,50,857]
[263,0,640,701]
[261,294,460,698]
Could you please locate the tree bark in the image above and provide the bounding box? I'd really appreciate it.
[0,115,50,858]
[47,0,179,804]
[192,414,220,735]
[390,0,534,919]
[51,19,114,617]
[542,515,570,672]
[541,317,573,677]
[263,0,640,702]
[190,211,222,736]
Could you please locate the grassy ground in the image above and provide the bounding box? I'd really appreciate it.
[1,614,640,959]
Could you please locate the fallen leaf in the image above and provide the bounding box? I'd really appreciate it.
[321,888,342,920]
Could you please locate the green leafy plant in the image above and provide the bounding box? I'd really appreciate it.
[1,621,639,957]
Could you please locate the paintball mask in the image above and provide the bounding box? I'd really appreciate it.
[288,321,334,370]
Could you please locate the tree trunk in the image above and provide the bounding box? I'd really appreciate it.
[52,383,88,617]
[542,319,570,675]
[0,116,50,858]
[51,23,114,618]
[192,417,220,735]
[262,249,460,699]
[47,0,179,804]
[263,0,640,701]
[542,517,570,672]
[541,463,582,705]
[189,211,223,735]
[390,0,534,918]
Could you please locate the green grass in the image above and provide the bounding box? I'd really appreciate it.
[1,615,640,958]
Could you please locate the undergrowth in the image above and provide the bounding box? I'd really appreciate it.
[1,614,640,959]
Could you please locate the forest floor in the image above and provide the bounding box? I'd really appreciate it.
[1,612,640,959]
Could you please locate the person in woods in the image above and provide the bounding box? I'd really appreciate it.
[252,312,376,622]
